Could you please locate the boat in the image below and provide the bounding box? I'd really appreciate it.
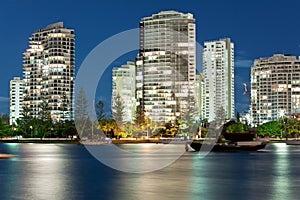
[0,153,14,159]
[188,141,267,152]
[286,140,300,145]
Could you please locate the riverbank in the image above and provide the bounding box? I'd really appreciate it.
[0,138,291,145]
[112,138,160,144]
[0,138,80,144]
[0,138,182,144]
[0,138,162,144]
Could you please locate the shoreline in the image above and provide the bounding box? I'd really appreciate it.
[112,139,161,144]
[0,138,162,144]
[0,138,290,145]
[0,138,80,144]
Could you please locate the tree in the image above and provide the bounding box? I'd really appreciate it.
[36,99,52,137]
[57,120,77,138]
[16,103,33,137]
[112,93,125,125]
[0,113,14,137]
[122,123,139,137]
[21,103,31,124]
[225,122,248,133]
[75,88,88,120]
[157,121,179,137]
[110,119,121,139]
[99,118,113,137]
[215,106,226,123]
[135,104,145,126]
[181,108,198,137]
[236,112,240,123]
[96,100,105,121]
[74,88,90,137]
[0,113,8,137]
[279,117,300,138]
[1,114,9,125]
[98,118,120,138]
[39,99,51,122]
[257,121,282,137]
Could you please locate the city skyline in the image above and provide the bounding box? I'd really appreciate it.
[2,0,300,115]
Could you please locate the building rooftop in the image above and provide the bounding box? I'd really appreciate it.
[255,54,299,63]
[41,22,64,31]
[142,10,194,21]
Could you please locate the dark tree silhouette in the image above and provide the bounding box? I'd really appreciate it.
[96,100,105,121]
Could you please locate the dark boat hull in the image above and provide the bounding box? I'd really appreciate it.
[189,142,267,152]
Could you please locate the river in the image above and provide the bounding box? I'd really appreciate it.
[0,143,299,200]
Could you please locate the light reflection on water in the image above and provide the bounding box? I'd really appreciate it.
[272,143,291,200]
[0,143,300,200]
[0,144,79,200]
[86,143,186,173]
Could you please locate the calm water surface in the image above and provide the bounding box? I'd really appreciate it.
[0,143,300,200]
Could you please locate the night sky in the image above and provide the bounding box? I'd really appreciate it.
[1,0,300,116]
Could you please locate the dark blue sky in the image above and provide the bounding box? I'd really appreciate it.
[1,0,300,115]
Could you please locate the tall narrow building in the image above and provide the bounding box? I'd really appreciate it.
[112,61,136,123]
[202,38,234,122]
[23,22,75,122]
[251,54,300,125]
[195,73,204,119]
[9,77,24,125]
[136,10,196,124]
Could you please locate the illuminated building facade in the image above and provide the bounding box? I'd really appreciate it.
[251,54,300,125]
[112,61,136,123]
[136,11,196,124]
[195,73,204,119]
[202,38,235,122]
[9,77,24,125]
[23,22,75,122]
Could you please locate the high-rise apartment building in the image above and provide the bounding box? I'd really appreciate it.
[195,73,204,119]
[112,61,136,123]
[136,10,196,124]
[23,22,75,122]
[202,38,234,122]
[251,54,300,125]
[9,77,24,125]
